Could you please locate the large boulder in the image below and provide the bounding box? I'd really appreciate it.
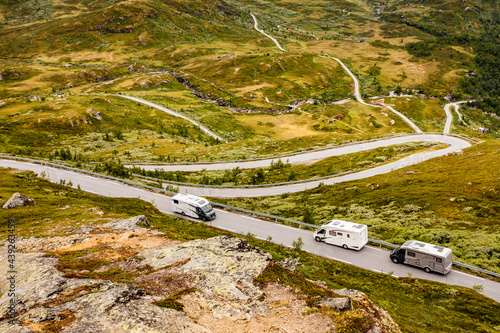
[2,193,36,209]
[103,215,151,230]
[319,297,351,311]
[138,236,272,301]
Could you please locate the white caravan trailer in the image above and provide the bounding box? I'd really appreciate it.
[390,240,453,274]
[171,194,216,221]
[313,220,368,250]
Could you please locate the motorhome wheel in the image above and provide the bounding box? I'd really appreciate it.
[314,236,321,242]
[342,244,348,249]
[424,267,432,273]
[392,257,399,264]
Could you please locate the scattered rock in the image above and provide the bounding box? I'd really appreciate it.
[276,257,301,271]
[0,101,5,108]
[92,111,102,120]
[2,193,36,209]
[319,296,351,311]
[87,207,104,215]
[0,232,401,333]
[103,215,151,230]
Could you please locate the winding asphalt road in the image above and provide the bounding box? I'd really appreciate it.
[444,101,466,134]
[251,14,286,52]
[0,158,498,303]
[129,133,471,198]
[112,94,226,142]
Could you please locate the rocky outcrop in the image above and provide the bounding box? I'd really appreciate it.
[0,233,401,332]
[102,215,151,230]
[334,289,401,333]
[0,252,207,332]
[138,236,271,301]
[319,296,351,311]
[276,257,301,271]
[2,193,36,209]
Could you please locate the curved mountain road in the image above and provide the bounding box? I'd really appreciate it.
[444,101,467,134]
[130,134,472,198]
[112,94,226,142]
[251,14,286,52]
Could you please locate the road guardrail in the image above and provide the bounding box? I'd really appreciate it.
[1,154,497,279]
[121,132,477,166]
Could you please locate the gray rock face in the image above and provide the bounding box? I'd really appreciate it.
[138,236,272,301]
[276,257,301,271]
[0,251,208,332]
[2,193,36,209]
[319,297,351,311]
[103,215,151,230]
[0,252,98,318]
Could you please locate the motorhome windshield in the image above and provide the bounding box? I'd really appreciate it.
[201,204,213,213]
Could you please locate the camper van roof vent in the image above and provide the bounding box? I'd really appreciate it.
[355,224,364,229]
[433,245,444,252]
[331,221,341,226]
[414,242,426,247]
[197,199,205,204]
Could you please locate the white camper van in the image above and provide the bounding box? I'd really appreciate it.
[171,194,216,221]
[313,220,368,250]
[390,240,453,274]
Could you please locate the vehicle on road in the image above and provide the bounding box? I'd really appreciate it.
[390,240,453,274]
[171,193,216,221]
[313,220,368,250]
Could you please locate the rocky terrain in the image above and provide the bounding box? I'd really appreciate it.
[0,213,401,333]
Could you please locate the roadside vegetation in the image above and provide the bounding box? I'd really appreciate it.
[131,142,443,186]
[0,168,499,333]
[212,140,500,273]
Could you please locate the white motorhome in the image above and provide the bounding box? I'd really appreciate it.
[390,240,453,274]
[313,220,368,250]
[171,194,216,221]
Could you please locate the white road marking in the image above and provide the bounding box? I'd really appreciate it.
[372,269,382,273]
[370,247,385,252]
[454,270,485,280]
[328,257,352,264]
[86,190,100,194]
[242,215,263,222]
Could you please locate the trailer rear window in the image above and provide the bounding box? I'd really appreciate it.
[407,251,416,257]
[436,257,442,263]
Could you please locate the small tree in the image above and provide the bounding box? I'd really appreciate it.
[302,207,315,224]
[292,237,304,251]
